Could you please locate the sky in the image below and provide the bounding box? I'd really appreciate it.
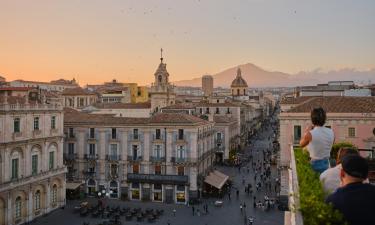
[0,0,374,86]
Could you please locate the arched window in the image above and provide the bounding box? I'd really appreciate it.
[237,89,240,96]
[51,184,57,204]
[35,190,41,210]
[110,180,118,188]
[243,89,246,95]
[158,75,162,83]
[15,196,21,219]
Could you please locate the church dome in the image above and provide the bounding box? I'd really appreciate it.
[231,68,248,88]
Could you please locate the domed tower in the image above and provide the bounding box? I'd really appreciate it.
[231,67,248,97]
[150,49,176,113]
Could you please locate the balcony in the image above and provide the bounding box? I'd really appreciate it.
[83,170,97,178]
[106,154,121,161]
[149,156,166,162]
[11,132,22,140]
[127,173,188,185]
[0,167,66,192]
[127,155,143,161]
[84,154,98,160]
[32,130,42,137]
[50,128,60,136]
[215,146,225,152]
[64,153,77,161]
[171,157,189,163]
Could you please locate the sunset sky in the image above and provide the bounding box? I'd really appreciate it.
[0,0,374,86]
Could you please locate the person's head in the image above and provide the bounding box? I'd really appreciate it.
[310,107,326,126]
[336,147,358,165]
[340,154,368,186]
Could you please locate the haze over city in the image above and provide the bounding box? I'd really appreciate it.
[1,0,374,86]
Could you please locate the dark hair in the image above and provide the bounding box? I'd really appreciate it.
[310,107,326,126]
[337,147,358,164]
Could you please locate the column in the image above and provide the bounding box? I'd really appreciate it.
[27,190,33,222]
[61,181,66,207]
[6,192,11,225]
[24,145,31,177]
[45,184,50,213]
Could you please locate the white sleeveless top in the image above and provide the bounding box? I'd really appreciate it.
[307,126,334,160]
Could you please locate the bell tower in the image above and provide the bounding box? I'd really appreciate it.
[150,49,176,113]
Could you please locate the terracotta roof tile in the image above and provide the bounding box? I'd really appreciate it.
[149,113,212,125]
[288,96,375,113]
[92,102,151,109]
[213,115,237,123]
[280,96,314,104]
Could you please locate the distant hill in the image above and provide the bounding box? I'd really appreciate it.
[173,63,375,87]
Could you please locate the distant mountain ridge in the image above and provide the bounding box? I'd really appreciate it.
[173,63,375,87]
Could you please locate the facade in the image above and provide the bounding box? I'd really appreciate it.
[0,94,66,225]
[62,87,98,109]
[202,75,213,97]
[10,79,78,92]
[82,102,152,118]
[231,68,248,98]
[149,54,176,113]
[63,110,215,204]
[213,115,239,163]
[278,96,375,203]
[99,87,131,103]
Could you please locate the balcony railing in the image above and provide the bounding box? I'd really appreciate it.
[106,154,121,161]
[127,173,188,185]
[149,156,166,162]
[127,155,143,161]
[84,154,98,160]
[0,167,66,191]
[64,153,77,161]
[171,157,190,163]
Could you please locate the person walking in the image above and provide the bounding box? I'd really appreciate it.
[172,208,176,217]
[192,206,195,215]
[240,204,243,213]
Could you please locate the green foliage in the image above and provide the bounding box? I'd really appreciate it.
[295,148,345,225]
[330,142,357,160]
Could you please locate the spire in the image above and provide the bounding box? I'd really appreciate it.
[237,67,242,77]
[160,48,163,63]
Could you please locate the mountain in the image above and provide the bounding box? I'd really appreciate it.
[173,63,375,87]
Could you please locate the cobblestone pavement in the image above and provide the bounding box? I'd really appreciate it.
[33,118,283,225]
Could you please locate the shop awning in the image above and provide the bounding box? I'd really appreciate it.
[66,182,82,190]
[204,170,229,189]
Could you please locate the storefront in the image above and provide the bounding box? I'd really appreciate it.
[152,184,163,202]
[175,185,187,204]
[109,181,119,198]
[130,182,140,200]
[87,179,96,196]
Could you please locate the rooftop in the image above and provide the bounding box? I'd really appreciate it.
[213,115,237,124]
[287,96,375,113]
[92,102,151,109]
[0,86,35,91]
[62,87,96,96]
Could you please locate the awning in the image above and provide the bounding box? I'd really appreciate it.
[204,170,229,189]
[66,182,82,190]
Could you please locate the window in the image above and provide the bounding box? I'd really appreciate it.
[199,108,203,114]
[32,155,38,175]
[227,108,230,114]
[155,165,161,175]
[110,144,117,156]
[293,125,301,143]
[68,143,75,154]
[68,128,74,138]
[132,145,138,160]
[216,108,219,114]
[51,184,57,204]
[216,99,219,103]
[133,129,139,139]
[133,164,139,174]
[13,118,20,133]
[89,144,96,155]
[12,158,19,179]
[51,116,56,129]
[49,151,54,169]
[154,145,162,158]
[110,164,118,177]
[178,129,184,140]
[348,127,356,137]
[35,190,41,210]
[206,108,209,114]
[237,89,240,96]
[217,133,222,141]
[177,146,185,159]
[177,166,184,176]
[89,128,95,139]
[111,128,117,139]
[33,117,39,130]
[15,196,21,219]
[155,129,161,139]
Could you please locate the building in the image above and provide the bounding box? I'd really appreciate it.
[149,51,176,113]
[10,79,79,92]
[63,109,215,204]
[213,115,239,163]
[82,102,152,118]
[278,96,375,205]
[99,87,131,103]
[0,76,6,86]
[62,87,98,109]
[202,75,213,97]
[231,68,248,99]
[0,94,66,225]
